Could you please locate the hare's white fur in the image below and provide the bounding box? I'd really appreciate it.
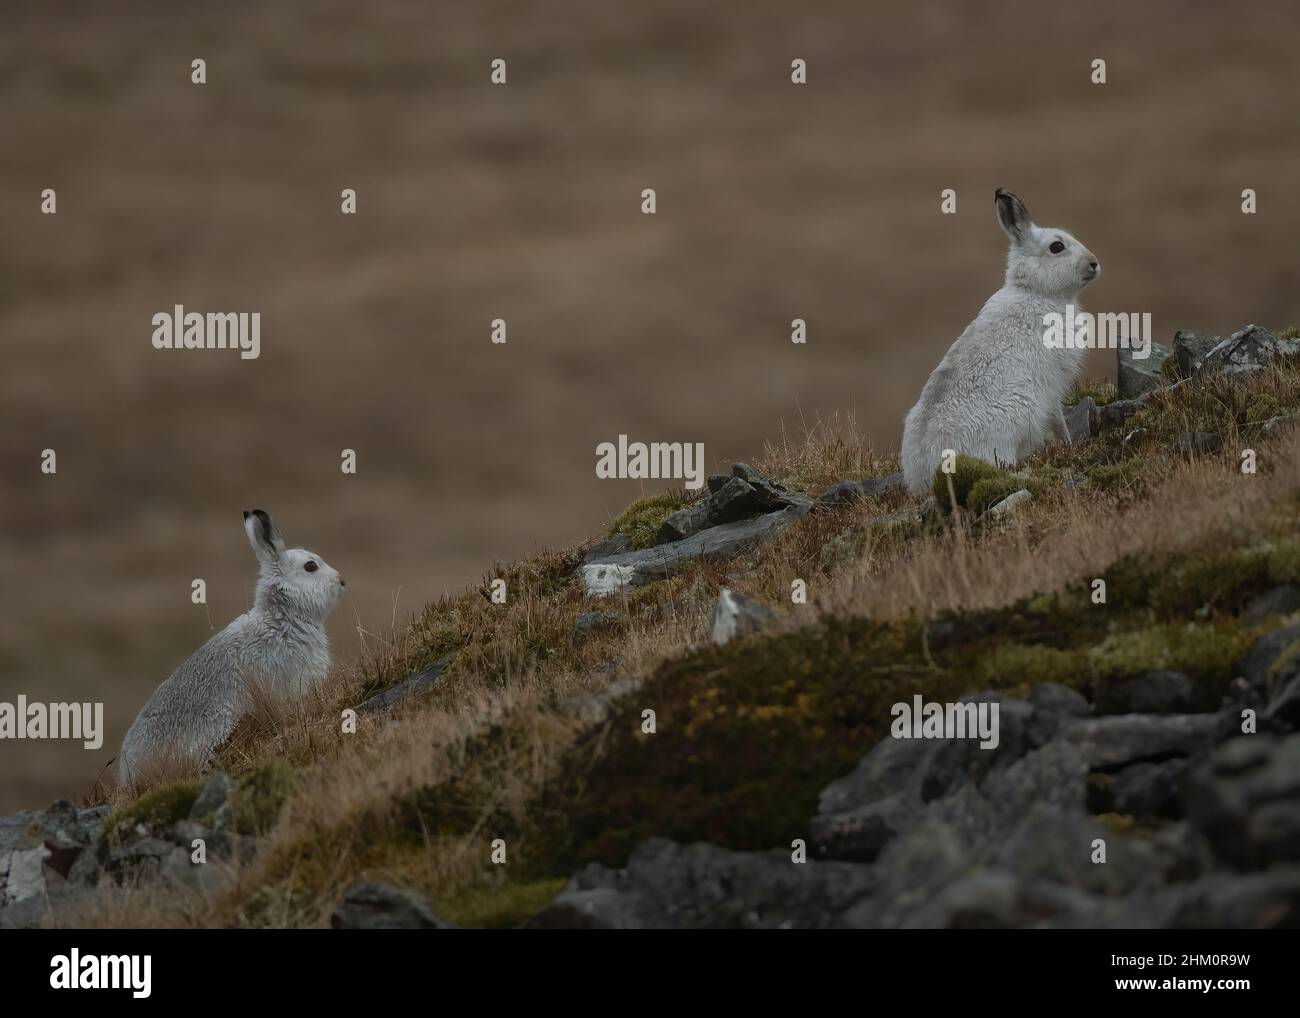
[118,511,344,785]
[901,190,1100,495]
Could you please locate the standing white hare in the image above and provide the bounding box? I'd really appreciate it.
[901,189,1100,494]
[118,510,345,785]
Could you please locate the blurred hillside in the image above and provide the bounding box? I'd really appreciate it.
[2,0,1299,811]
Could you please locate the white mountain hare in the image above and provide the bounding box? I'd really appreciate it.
[901,189,1100,495]
[118,510,345,785]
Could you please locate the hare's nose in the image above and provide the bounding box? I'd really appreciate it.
[1089,259,1099,271]
[339,578,347,588]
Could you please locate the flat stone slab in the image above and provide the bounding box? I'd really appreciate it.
[582,502,812,595]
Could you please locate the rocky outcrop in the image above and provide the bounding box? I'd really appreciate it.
[0,800,109,927]
[583,463,818,596]
[532,619,1300,928]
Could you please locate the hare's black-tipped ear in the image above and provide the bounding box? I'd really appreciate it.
[243,509,285,562]
[994,188,1033,243]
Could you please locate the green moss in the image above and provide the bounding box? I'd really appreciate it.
[1084,460,1147,493]
[230,759,299,834]
[1070,381,1118,407]
[104,779,203,843]
[440,877,567,929]
[931,456,1008,510]
[974,622,1251,707]
[608,491,697,550]
[1278,326,1300,341]
[967,476,1030,515]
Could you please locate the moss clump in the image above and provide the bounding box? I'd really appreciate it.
[1070,382,1118,407]
[932,456,1008,509]
[230,759,298,834]
[1084,460,1147,493]
[608,491,697,550]
[1278,326,1300,341]
[440,878,567,929]
[104,779,203,843]
[967,475,1030,515]
[974,622,1251,707]
[1150,547,1272,616]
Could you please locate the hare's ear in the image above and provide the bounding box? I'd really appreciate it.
[994,189,1033,243]
[243,509,285,563]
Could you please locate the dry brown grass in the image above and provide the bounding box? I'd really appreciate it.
[52,360,1300,927]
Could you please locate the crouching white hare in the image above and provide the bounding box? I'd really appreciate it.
[901,189,1100,495]
[118,510,345,785]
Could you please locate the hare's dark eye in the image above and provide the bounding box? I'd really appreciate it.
[304,561,319,573]
[1049,240,1065,254]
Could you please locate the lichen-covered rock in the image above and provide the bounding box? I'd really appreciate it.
[1199,325,1300,376]
[1118,342,1171,399]
[1064,396,1097,443]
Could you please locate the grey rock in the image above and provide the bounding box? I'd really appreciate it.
[356,653,454,715]
[1094,759,1188,818]
[1058,712,1228,769]
[1025,683,1091,745]
[1064,397,1097,444]
[1182,734,1300,869]
[1163,869,1300,928]
[1234,622,1300,698]
[190,772,232,825]
[709,477,763,523]
[581,533,633,564]
[1093,670,1200,716]
[811,792,923,862]
[531,838,877,930]
[581,502,812,595]
[988,489,1031,515]
[710,587,776,646]
[706,474,730,494]
[1243,584,1300,625]
[0,842,48,908]
[1172,329,1227,376]
[331,880,455,929]
[159,844,227,893]
[0,801,108,907]
[656,500,712,544]
[1198,324,1300,377]
[0,882,97,930]
[556,676,640,726]
[1118,342,1171,399]
[992,803,1162,897]
[1174,431,1223,457]
[169,820,210,846]
[574,611,620,635]
[1099,395,1151,431]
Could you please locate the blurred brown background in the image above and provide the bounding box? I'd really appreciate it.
[2,0,1298,812]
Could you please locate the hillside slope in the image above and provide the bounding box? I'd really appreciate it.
[5,324,1300,929]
